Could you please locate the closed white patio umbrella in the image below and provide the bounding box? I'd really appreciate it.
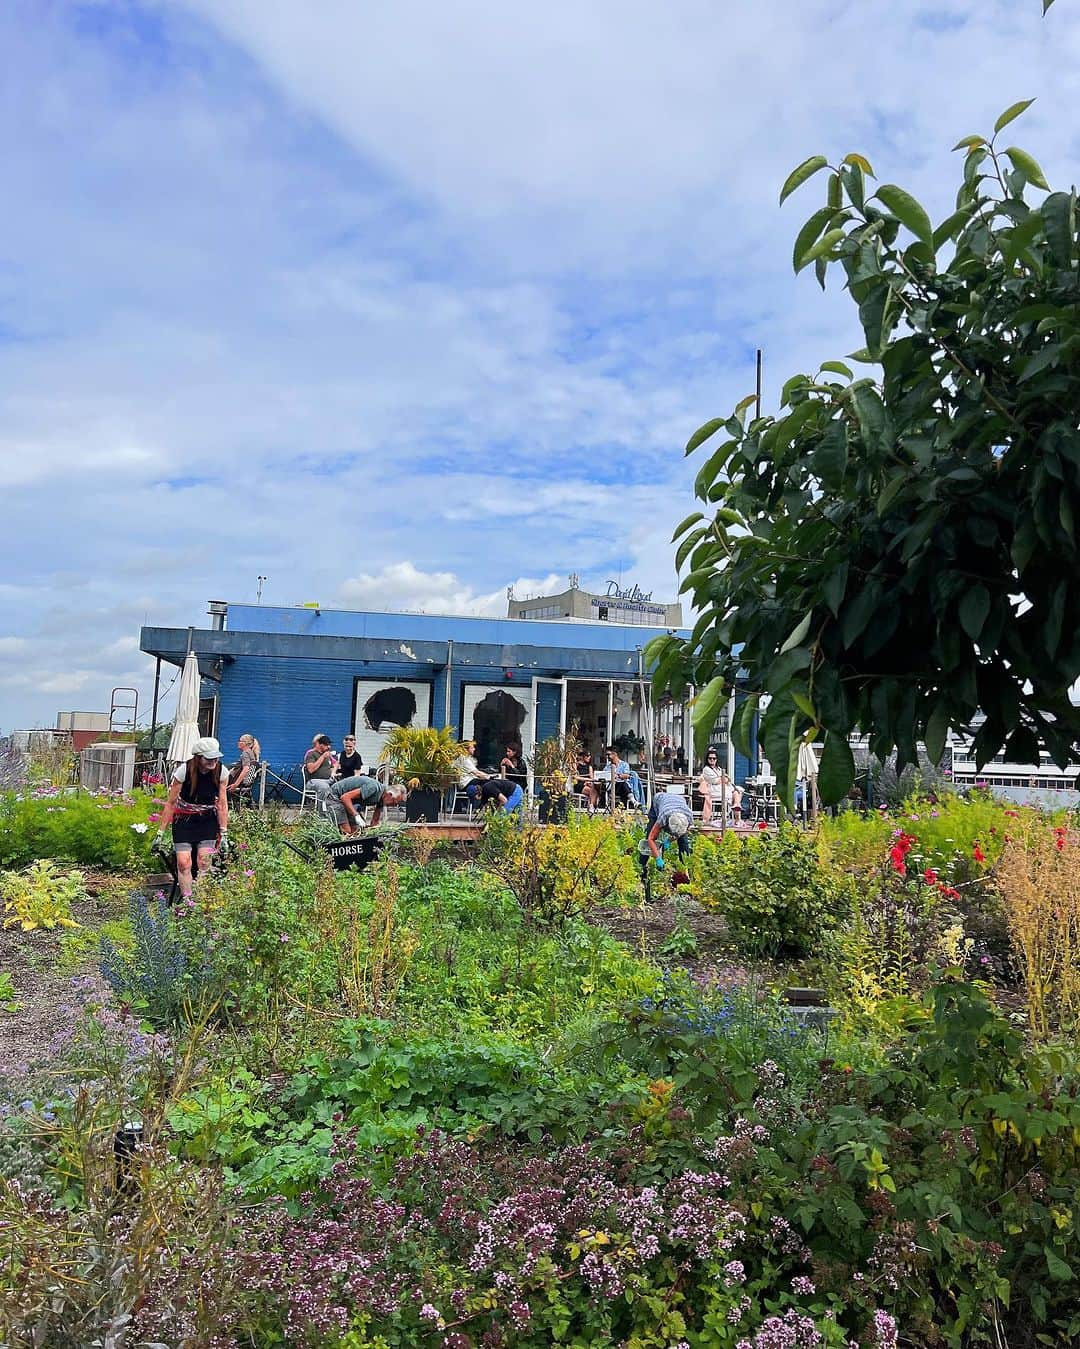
[796,741,819,821]
[167,651,202,767]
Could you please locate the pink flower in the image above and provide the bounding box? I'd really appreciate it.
[148,812,161,822]
[279,933,290,943]
[244,869,256,878]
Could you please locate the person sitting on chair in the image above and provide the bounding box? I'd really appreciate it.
[457,739,490,788]
[699,747,742,824]
[600,747,634,807]
[574,747,599,811]
[304,734,336,801]
[334,734,364,780]
[499,743,527,788]
[227,733,260,804]
[329,775,406,835]
[476,776,524,814]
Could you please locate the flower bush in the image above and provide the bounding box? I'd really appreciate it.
[0,787,159,869]
[4,792,1080,1346]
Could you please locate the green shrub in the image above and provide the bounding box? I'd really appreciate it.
[0,789,158,870]
[694,823,852,958]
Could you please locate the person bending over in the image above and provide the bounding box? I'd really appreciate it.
[329,774,406,835]
[645,790,693,869]
[476,776,524,814]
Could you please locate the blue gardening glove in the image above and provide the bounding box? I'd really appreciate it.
[218,830,229,856]
[655,855,665,871]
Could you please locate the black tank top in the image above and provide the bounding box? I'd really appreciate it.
[180,765,221,807]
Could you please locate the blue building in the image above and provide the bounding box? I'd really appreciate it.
[139,601,752,791]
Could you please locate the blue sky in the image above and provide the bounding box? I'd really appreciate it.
[1,0,1078,730]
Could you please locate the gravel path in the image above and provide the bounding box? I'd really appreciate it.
[0,887,123,1088]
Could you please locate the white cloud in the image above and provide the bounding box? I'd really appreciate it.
[337,563,564,617]
[1,0,1077,730]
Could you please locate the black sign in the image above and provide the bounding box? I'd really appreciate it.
[325,836,384,872]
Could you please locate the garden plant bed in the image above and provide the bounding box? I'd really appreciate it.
[2,784,1080,1348]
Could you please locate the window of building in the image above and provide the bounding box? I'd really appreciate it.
[520,604,562,619]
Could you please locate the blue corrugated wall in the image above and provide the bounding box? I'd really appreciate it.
[217,657,544,782]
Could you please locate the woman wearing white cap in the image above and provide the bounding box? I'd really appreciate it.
[157,736,230,899]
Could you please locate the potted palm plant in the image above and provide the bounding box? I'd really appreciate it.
[379,725,464,823]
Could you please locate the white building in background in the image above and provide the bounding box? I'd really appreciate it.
[508,576,683,628]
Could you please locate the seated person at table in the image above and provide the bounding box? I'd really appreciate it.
[699,746,742,824]
[574,747,599,810]
[499,743,527,787]
[328,775,406,835]
[599,747,633,806]
[456,739,491,788]
[475,776,524,814]
[645,790,694,865]
[673,745,687,774]
[334,734,364,779]
[303,734,336,800]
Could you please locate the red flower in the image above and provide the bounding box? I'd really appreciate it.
[757,820,768,831]
[888,832,916,874]
[923,868,938,884]
[972,843,986,864]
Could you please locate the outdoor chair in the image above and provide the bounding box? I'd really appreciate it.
[299,775,332,816]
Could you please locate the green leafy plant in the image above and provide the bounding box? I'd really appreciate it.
[479,810,636,927]
[648,102,1080,804]
[694,823,851,958]
[378,724,464,790]
[99,892,218,1029]
[1,859,85,932]
[0,788,158,869]
[0,972,18,1014]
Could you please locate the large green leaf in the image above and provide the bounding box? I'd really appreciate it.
[780,612,813,653]
[960,586,992,644]
[685,417,725,455]
[792,206,840,272]
[812,421,848,489]
[924,700,949,766]
[850,383,886,448]
[1042,192,1075,267]
[841,584,881,646]
[764,646,812,694]
[1004,146,1050,192]
[876,184,933,245]
[731,693,760,759]
[780,155,829,205]
[675,527,708,572]
[994,99,1035,134]
[817,731,855,805]
[691,677,727,756]
[799,227,846,269]
[671,511,705,542]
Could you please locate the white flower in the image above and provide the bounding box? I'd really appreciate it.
[130,823,148,834]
